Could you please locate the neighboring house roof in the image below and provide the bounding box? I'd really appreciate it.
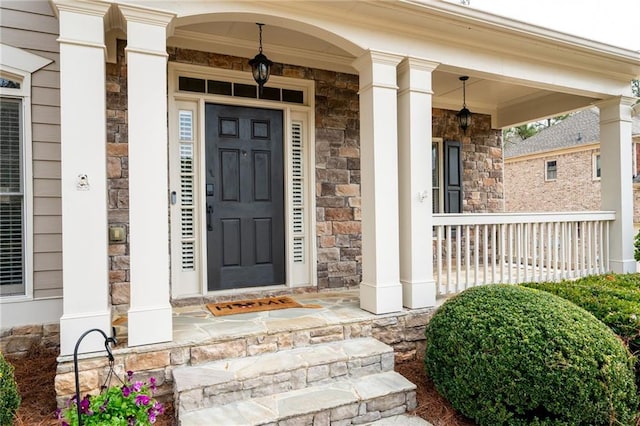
[505,106,640,159]
[504,108,600,158]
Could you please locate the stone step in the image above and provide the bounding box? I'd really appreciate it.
[173,337,394,414]
[179,370,417,426]
[366,414,433,425]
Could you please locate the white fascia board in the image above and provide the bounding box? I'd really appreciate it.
[402,0,640,66]
[0,43,53,73]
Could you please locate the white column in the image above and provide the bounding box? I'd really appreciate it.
[598,96,637,273]
[352,51,403,314]
[119,5,175,346]
[55,0,111,355]
[397,58,439,308]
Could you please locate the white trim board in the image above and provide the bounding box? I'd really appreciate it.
[168,62,317,298]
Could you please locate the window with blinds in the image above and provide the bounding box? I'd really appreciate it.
[0,98,24,295]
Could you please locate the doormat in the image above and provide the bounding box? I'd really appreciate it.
[207,296,321,317]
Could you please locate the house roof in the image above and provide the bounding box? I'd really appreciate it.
[504,108,601,158]
[504,107,640,159]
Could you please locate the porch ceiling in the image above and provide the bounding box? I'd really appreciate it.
[151,0,637,130]
[169,20,602,129]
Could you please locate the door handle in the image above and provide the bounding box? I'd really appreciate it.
[207,204,213,231]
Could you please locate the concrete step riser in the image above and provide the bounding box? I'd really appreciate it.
[232,390,417,426]
[174,338,394,414]
[178,371,417,426]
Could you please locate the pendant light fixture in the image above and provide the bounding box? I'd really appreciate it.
[249,23,273,96]
[457,76,472,133]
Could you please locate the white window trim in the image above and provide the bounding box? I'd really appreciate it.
[167,62,317,298]
[592,151,601,181]
[544,159,557,182]
[0,44,51,302]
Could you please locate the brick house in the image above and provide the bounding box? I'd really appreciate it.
[504,108,640,231]
[1,0,638,420]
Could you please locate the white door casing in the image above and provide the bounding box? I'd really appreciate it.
[168,63,316,298]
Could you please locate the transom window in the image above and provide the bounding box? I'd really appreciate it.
[178,76,304,104]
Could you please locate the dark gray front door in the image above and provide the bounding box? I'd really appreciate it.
[205,104,285,290]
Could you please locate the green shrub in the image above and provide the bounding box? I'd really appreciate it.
[635,229,640,261]
[424,285,638,426]
[522,274,640,353]
[0,352,20,426]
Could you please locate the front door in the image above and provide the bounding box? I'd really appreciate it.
[205,104,285,290]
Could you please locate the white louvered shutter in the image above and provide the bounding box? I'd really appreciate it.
[178,110,196,271]
[291,121,304,263]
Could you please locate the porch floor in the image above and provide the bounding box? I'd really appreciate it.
[112,290,441,349]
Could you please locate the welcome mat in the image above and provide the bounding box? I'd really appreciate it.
[207,296,321,317]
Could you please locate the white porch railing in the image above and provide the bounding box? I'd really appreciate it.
[433,212,615,296]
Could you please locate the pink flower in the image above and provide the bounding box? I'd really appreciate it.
[135,394,151,406]
[122,386,131,397]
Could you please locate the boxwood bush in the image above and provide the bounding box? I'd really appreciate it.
[425,285,638,426]
[0,352,20,426]
[522,274,640,354]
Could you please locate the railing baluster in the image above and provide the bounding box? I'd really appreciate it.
[507,224,513,284]
[437,225,443,295]
[598,221,604,273]
[532,223,538,282]
[491,224,497,284]
[474,225,479,286]
[604,222,610,271]
[483,224,489,284]
[560,222,566,280]
[587,222,593,275]
[465,225,470,287]
[446,225,452,294]
[456,225,462,292]
[546,223,553,281]
[575,222,580,277]
[500,224,505,283]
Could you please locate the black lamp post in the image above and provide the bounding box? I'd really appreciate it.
[457,76,472,133]
[249,23,273,96]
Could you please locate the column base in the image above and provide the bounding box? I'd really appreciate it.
[401,279,436,309]
[360,282,403,314]
[60,310,111,356]
[128,304,172,347]
[609,259,638,274]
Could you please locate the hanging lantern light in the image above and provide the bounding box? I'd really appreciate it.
[249,23,273,96]
[457,76,472,133]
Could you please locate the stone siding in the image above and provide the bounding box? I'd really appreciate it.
[0,324,59,357]
[106,40,131,313]
[432,109,504,213]
[54,308,433,406]
[101,43,504,308]
[505,148,601,212]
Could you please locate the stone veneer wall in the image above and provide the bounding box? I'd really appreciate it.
[106,40,130,314]
[103,42,503,312]
[54,307,434,406]
[0,324,60,357]
[432,109,504,213]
